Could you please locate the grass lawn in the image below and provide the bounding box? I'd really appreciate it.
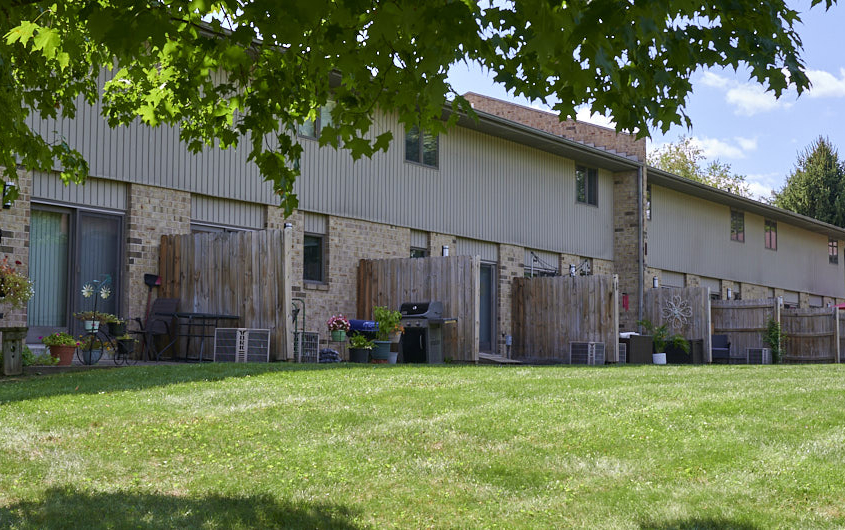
[1,363,844,529]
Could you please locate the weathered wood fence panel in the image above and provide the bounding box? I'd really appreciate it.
[160,229,293,361]
[711,298,779,361]
[782,307,839,363]
[357,256,480,362]
[643,287,711,362]
[511,275,619,363]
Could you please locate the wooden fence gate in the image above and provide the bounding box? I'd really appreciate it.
[511,275,619,363]
[357,256,480,362]
[159,229,294,361]
[782,307,840,363]
[711,298,780,362]
[643,287,711,362]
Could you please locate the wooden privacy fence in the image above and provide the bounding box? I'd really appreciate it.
[511,274,619,363]
[357,256,480,362]
[159,229,294,361]
[782,307,840,363]
[711,298,779,361]
[643,287,711,362]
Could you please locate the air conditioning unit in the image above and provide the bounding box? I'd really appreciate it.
[746,347,771,365]
[570,342,605,365]
[293,331,320,363]
[617,342,627,364]
[214,328,271,363]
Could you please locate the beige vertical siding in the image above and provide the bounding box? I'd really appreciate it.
[30,95,614,259]
[649,185,845,297]
[190,195,264,229]
[296,112,614,260]
[32,172,126,211]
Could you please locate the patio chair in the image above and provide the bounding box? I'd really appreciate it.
[711,334,731,364]
[130,297,179,361]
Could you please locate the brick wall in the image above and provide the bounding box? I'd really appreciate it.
[287,213,408,344]
[124,183,191,320]
[464,92,646,161]
[740,282,768,300]
[0,171,31,327]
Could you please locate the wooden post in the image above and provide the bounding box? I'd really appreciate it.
[1,327,27,376]
[611,275,619,363]
[704,287,712,364]
[282,225,294,361]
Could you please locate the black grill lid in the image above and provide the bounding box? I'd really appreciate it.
[400,301,443,318]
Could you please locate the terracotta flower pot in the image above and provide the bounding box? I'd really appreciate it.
[49,345,76,366]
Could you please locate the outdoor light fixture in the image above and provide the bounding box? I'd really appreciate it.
[442,245,449,257]
[283,222,293,229]
[652,276,659,288]
[727,287,732,300]
[2,181,13,209]
[569,264,576,277]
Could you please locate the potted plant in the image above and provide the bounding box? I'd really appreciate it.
[40,332,79,366]
[638,319,689,365]
[115,334,137,358]
[347,333,373,363]
[101,313,126,336]
[0,256,34,313]
[327,314,350,342]
[77,334,112,365]
[373,306,402,363]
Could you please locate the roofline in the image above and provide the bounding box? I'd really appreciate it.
[448,106,641,172]
[647,166,845,240]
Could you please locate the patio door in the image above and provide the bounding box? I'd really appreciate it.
[27,206,123,342]
[479,263,496,352]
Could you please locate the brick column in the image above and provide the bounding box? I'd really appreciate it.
[0,171,32,327]
[124,183,191,320]
[613,168,645,331]
[497,244,523,356]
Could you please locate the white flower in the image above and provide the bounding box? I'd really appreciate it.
[81,284,94,298]
[100,286,111,300]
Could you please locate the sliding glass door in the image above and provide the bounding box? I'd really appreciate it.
[27,206,123,342]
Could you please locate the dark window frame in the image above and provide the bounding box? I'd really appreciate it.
[646,184,652,220]
[297,103,335,139]
[829,238,839,265]
[576,166,598,206]
[404,125,439,168]
[765,219,777,250]
[303,232,327,283]
[730,210,745,242]
[410,247,428,259]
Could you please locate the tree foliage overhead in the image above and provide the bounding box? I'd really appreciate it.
[773,137,845,227]
[648,136,750,196]
[0,0,836,214]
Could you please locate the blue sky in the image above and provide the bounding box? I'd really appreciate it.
[446,1,844,201]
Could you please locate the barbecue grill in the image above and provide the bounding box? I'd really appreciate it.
[399,301,457,363]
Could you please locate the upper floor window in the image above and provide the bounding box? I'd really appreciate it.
[297,101,335,139]
[765,219,777,250]
[576,166,598,206]
[730,210,744,242]
[830,238,839,264]
[405,125,438,168]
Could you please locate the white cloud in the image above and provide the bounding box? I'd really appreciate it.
[691,136,758,160]
[806,68,845,98]
[700,71,730,89]
[575,107,616,129]
[725,83,792,116]
[745,172,782,201]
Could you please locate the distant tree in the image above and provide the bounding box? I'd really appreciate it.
[773,137,845,227]
[648,136,750,196]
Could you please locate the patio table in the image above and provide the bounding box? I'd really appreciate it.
[155,312,240,362]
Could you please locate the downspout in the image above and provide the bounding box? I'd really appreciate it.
[637,165,644,330]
